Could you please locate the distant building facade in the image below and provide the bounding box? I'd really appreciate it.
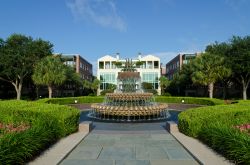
[52,54,93,96]
[160,63,166,76]
[62,54,93,81]
[165,53,200,80]
[97,54,161,95]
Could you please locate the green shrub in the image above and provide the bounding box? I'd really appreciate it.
[100,89,114,96]
[155,96,224,105]
[0,100,79,164]
[37,96,104,105]
[178,101,250,164]
[161,92,171,96]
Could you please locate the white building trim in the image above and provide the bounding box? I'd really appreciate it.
[97,54,161,95]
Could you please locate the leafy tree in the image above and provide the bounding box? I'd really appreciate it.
[91,78,100,95]
[206,36,250,100]
[83,79,91,89]
[159,76,170,95]
[65,66,82,85]
[191,53,231,98]
[32,56,67,98]
[206,42,232,99]
[227,36,250,100]
[168,60,196,96]
[0,34,53,100]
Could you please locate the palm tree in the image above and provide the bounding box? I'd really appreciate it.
[191,53,231,98]
[159,76,170,95]
[32,56,67,98]
[91,78,100,95]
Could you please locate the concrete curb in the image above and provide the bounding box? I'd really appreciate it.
[166,121,233,165]
[28,123,91,165]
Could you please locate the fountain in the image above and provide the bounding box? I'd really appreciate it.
[88,59,169,122]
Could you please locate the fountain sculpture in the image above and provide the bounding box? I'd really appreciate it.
[89,59,169,122]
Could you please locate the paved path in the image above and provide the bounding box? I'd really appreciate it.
[60,122,198,165]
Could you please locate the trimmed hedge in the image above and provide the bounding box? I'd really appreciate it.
[0,100,80,164]
[155,96,224,105]
[37,96,104,105]
[178,100,250,164]
[37,96,224,106]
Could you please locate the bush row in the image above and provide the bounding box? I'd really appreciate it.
[178,100,250,164]
[37,96,104,105]
[155,96,224,105]
[0,100,80,164]
[37,96,224,106]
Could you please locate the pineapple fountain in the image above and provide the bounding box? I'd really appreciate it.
[88,59,169,122]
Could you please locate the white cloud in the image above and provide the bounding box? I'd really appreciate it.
[224,0,247,11]
[66,0,127,31]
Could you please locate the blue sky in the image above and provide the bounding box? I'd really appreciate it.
[1,0,250,74]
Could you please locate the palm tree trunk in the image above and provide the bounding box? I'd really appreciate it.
[208,83,214,99]
[48,85,53,99]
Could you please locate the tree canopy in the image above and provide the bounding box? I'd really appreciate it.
[191,53,231,98]
[206,36,250,100]
[32,56,67,98]
[159,76,170,95]
[0,34,53,100]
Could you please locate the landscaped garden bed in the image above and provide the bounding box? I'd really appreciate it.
[0,100,80,164]
[178,100,250,164]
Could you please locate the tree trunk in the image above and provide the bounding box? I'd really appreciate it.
[48,85,53,99]
[223,86,227,99]
[13,79,22,100]
[243,83,247,100]
[208,83,214,99]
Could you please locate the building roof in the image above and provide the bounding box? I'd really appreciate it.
[98,55,117,61]
[140,54,160,61]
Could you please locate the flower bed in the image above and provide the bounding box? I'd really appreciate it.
[234,123,250,135]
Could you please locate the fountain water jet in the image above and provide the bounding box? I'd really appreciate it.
[88,59,170,122]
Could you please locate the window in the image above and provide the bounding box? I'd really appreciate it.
[111,61,116,69]
[147,61,153,69]
[99,61,104,69]
[105,61,110,69]
[142,72,159,89]
[100,73,116,90]
[154,61,159,69]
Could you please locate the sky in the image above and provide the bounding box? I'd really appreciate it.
[1,0,250,75]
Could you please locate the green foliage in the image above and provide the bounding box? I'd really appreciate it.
[114,61,122,68]
[135,61,145,67]
[0,34,53,100]
[206,36,250,100]
[91,78,100,95]
[191,53,231,98]
[64,66,82,85]
[32,56,67,86]
[142,82,153,89]
[100,89,114,95]
[155,96,224,105]
[159,76,170,95]
[178,101,250,164]
[32,56,67,98]
[37,96,104,104]
[0,100,79,164]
